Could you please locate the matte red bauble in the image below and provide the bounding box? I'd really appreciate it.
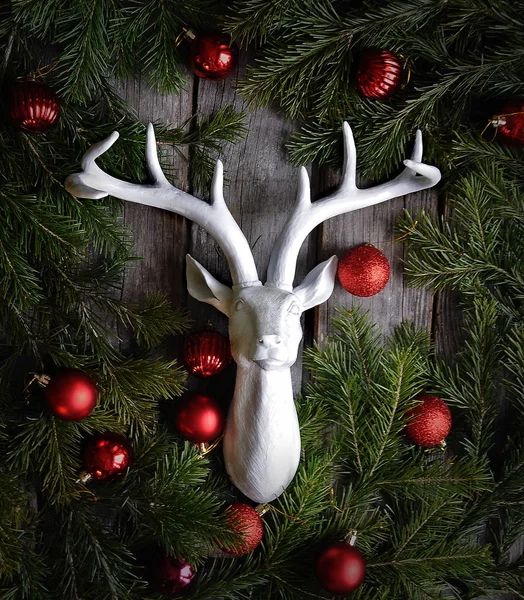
[405,394,452,447]
[356,49,405,100]
[491,99,524,146]
[153,555,194,595]
[188,32,238,80]
[173,394,225,443]
[184,330,232,377]
[338,244,390,297]
[9,80,60,133]
[315,542,366,595]
[82,432,132,480]
[44,368,98,421]
[219,503,264,556]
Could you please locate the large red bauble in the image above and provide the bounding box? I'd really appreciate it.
[82,432,132,480]
[184,330,232,377]
[405,394,452,447]
[9,80,60,133]
[188,32,238,80]
[355,49,404,100]
[219,503,264,556]
[338,244,390,297]
[44,368,98,421]
[153,555,194,595]
[492,99,524,146]
[173,394,225,443]
[315,542,366,595]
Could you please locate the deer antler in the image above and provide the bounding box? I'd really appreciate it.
[65,124,260,286]
[266,123,441,288]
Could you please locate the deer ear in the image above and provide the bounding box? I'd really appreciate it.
[186,255,233,317]
[293,256,338,311]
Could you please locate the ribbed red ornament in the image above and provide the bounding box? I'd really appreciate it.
[153,555,195,594]
[184,330,232,377]
[219,503,264,556]
[82,432,132,480]
[405,394,452,447]
[9,80,60,133]
[315,542,366,595]
[492,99,524,146]
[188,32,238,80]
[337,244,390,297]
[356,49,405,100]
[44,368,98,421]
[173,394,225,443]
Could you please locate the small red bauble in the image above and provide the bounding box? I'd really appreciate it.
[219,503,264,556]
[405,394,452,447]
[173,394,225,443]
[153,555,194,595]
[315,542,366,595]
[338,244,390,297]
[184,330,232,377]
[188,31,238,80]
[82,432,132,480]
[9,80,60,133]
[491,99,524,146]
[355,49,405,100]
[44,368,98,421]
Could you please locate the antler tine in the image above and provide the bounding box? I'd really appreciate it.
[146,123,171,187]
[266,124,441,288]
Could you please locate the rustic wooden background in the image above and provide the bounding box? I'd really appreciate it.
[113,52,452,389]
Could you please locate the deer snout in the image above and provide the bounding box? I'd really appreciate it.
[257,335,282,348]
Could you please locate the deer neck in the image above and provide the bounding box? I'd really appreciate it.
[223,363,301,503]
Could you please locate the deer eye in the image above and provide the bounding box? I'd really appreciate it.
[233,298,245,312]
[288,302,300,316]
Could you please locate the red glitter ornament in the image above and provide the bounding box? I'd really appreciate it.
[82,432,132,481]
[153,555,195,595]
[184,330,232,377]
[491,99,524,146]
[187,31,238,80]
[44,368,98,421]
[173,394,225,443]
[9,80,60,133]
[315,542,366,595]
[405,394,452,447]
[337,244,390,297]
[219,503,264,556]
[355,49,405,100]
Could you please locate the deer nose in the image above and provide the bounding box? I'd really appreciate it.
[258,335,282,347]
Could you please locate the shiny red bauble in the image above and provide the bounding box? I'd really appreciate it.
[9,80,60,133]
[492,99,524,146]
[44,368,98,421]
[184,330,232,377]
[153,555,195,595]
[188,32,238,80]
[405,394,452,447]
[315,542,366,595]
[219,503,264,556]
[338,244,390,297]
[173,394,225,443]
[82,432,132,480]
[355,49,405,100]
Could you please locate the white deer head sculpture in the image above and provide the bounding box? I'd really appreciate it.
[65,122,441,503]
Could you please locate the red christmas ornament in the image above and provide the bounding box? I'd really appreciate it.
[315,542,366,595]
[405,394,452,447]
[82,432,132,481]
[219,503,264,556]
[338,244,390,297]
[491,99,524,146]
[9,80,60,133]
[184,330,232,377]
[187,31,238,80]
[153,555,194,595]
[173,394,225,443]
[44,368,98,421]
[355,49,405,100]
